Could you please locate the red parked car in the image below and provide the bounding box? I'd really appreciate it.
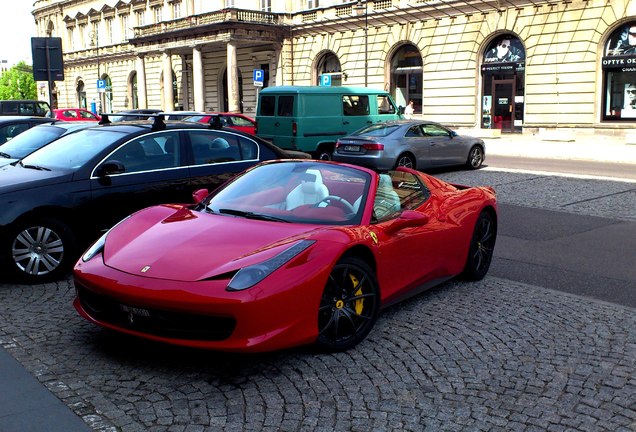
[74,160,497,353]
[184,112,256,135]
[53,108,101,122]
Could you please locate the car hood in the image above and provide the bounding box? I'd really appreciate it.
[0,163,72,194]
[102,205,334,282]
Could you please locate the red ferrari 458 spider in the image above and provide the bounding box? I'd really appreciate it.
[74,160,497,352]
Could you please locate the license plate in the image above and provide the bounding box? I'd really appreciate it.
[344,145,360,152]
[119,304,151,317]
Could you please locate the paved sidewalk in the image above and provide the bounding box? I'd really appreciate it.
[479,132,636,164]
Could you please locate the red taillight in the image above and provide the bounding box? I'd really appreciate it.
[292,121,297,136]
[362,143,384,151]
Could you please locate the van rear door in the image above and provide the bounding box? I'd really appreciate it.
[256,94,295,149]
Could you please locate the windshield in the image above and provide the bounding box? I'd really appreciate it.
[21,128,128,170]
[182,115,205,122]
[204,161,371,225]
[0,125,65,159]
[353,124,400,137]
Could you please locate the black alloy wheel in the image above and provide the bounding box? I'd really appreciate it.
[317,256,380,351]
[462,210,497,281]
[396,153,415,169]
[466,145,484,169]
[7,218,76,283]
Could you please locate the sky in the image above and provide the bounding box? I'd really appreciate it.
[0,0,36,66]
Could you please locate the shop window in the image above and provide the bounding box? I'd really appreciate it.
[602,22,636,121]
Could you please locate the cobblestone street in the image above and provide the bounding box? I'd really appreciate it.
[1,275,635,431]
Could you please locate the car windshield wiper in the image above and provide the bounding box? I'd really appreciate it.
[0,151,11,158]
[20,161,51,171]
[218,208,290,223]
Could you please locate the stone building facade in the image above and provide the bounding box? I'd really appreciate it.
[32,0,636,139]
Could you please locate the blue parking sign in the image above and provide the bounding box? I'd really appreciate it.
[253,69,264,87]
[320,74,331,87]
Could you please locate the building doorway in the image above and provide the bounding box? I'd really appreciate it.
[390,44,422,113]
[481,35,525,133]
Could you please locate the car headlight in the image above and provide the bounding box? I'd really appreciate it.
[81,215,131,262]
[82,231,108,262]
[227,240,315,291]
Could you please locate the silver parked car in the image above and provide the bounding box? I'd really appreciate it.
[333,120,485,171]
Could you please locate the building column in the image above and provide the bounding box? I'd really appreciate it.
[227,41,240,113]
[136,55,147,109]
[192,46,205,112]
[162,50,174,111]
[179,54,189,111]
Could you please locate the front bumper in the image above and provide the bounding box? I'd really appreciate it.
[73,251,333,353]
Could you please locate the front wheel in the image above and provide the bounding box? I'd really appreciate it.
[466,145,484,169]
[4,218,77,283]
[316,256,380,351]
[461,211,497,281]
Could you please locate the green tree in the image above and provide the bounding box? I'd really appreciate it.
[0,61,37,100]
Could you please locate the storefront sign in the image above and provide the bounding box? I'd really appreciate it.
[481,62,521,74]
[602,55,636,70]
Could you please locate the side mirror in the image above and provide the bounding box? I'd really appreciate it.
[385,210,429,234]
[192,188,209,203]
[450,130,458,138]
[95,160,125,177]
[398,105,405,115]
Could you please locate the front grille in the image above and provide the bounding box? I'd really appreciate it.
[76,284,236,341]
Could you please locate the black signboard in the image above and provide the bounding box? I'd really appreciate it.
[31,37,64,81]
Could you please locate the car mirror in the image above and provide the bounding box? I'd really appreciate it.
[450,131,458,138]
[96,160,125,176]
[192,188,209,203]
[385,210,429,234]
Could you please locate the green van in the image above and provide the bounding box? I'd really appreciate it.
[255,86,402,159]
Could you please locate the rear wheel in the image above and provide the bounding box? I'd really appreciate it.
[316,256,380,351]
[466,145,484,169]
[4,218,76,283]
[395,153,415,169]
[316,146,334,161]
[462,211,497,281]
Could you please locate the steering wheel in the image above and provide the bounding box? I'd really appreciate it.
[316,195,355,213]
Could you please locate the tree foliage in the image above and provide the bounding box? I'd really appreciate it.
[0,62,37,100]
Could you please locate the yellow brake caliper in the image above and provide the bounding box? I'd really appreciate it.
[349,273,364,315]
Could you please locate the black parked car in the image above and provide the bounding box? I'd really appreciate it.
[0,116,304,283]
[0,116,56,145]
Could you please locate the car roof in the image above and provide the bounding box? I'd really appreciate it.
[42,121,97,131]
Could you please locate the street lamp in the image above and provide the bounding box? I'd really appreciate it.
[89,29,101,113]
[355,1,368,87]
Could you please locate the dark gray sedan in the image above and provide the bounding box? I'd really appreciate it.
[333,120,485,171]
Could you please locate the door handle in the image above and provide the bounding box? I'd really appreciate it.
[274,122,280,127]
[367,121,372,124]
[343,121,349,125]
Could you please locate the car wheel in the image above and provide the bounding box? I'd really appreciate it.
[395,153,415,169]
[316,256,380,351]
[316,148,333,161]
[462,210,497,281]
[5,218,76,283]
[466,145,484,169]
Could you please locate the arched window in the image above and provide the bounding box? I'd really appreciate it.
[481,35,526,133]
[77,80,87,109]
[602,22,636,121]
[390,44,422,113]
[316,52,343,86]
[129,72,138,109]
